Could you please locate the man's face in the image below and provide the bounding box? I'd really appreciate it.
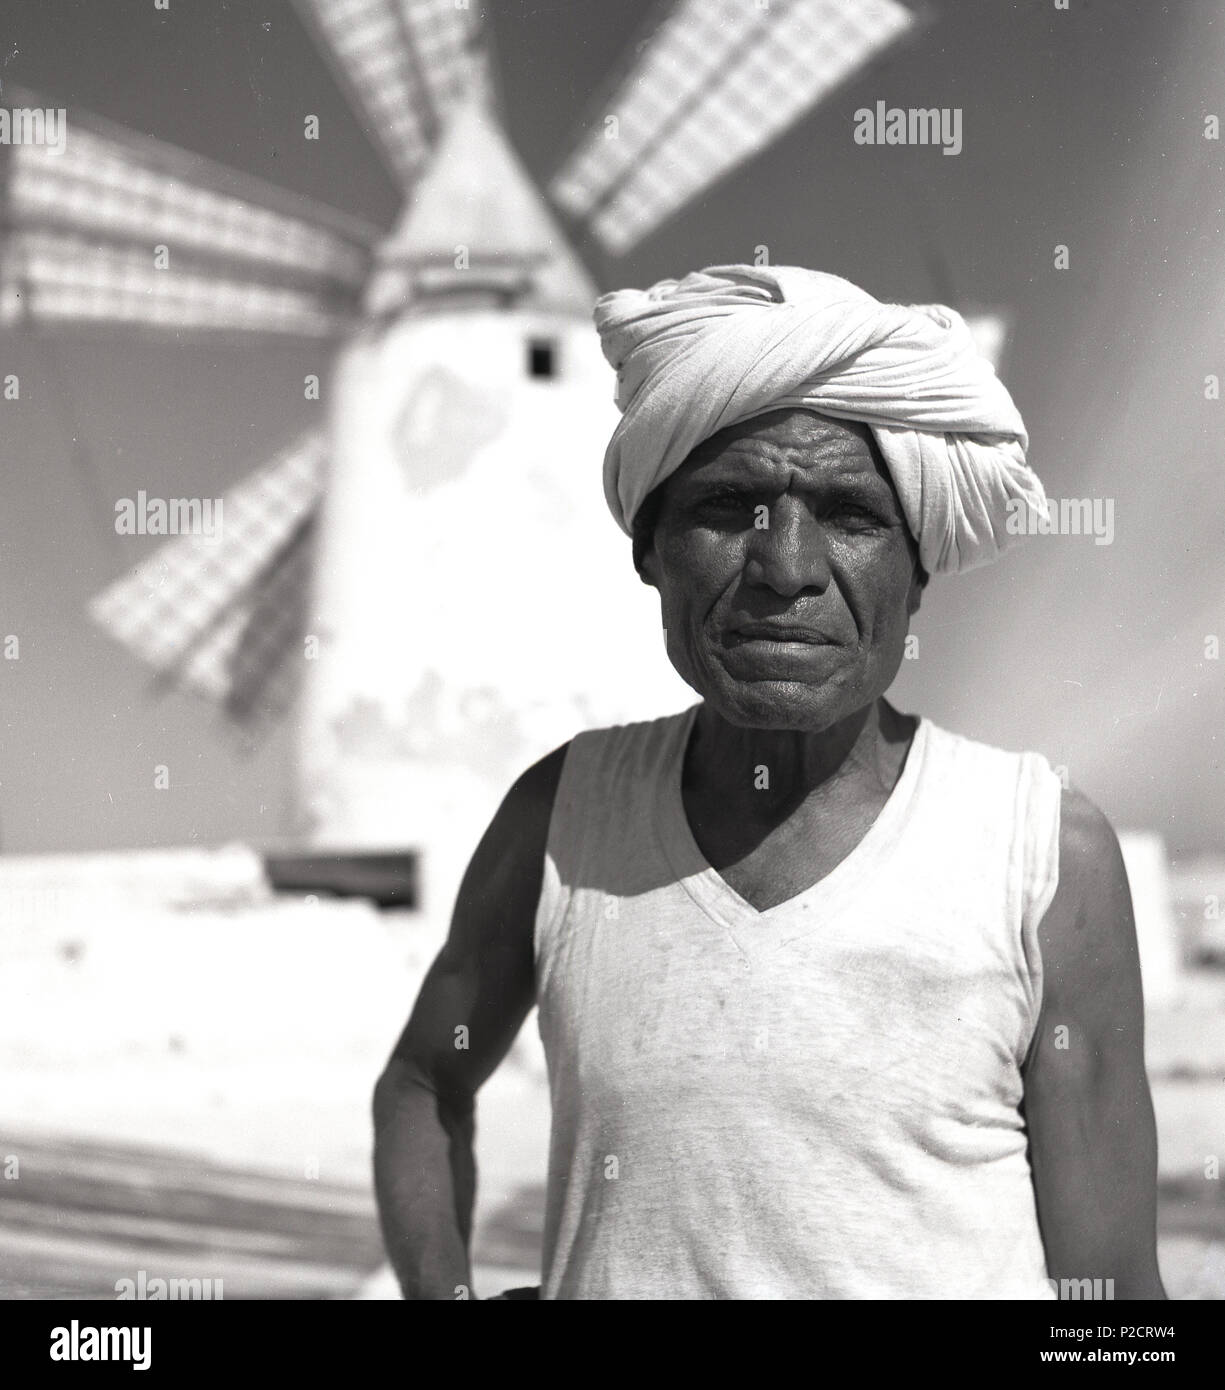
[638,408,923,732]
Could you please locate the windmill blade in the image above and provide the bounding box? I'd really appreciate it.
[549,0,920,255]
[2,230,358,336]
[292,0,491,189]
[88,432,326,718]
[0,93,377,335]
[189,509,319,726]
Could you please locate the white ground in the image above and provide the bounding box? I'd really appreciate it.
[1,848,1222,1299]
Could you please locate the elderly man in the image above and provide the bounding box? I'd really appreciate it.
[373,266,1165,1300]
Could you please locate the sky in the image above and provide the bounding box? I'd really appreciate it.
[0,0,1221,857]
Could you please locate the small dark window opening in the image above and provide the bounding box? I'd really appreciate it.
[528,337,559,379]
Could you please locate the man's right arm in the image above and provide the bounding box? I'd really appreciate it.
[372,743,568,1300]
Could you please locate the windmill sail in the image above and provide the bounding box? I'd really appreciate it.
[88,432,326,721]
[2,231,363,336]
[182,510,319,724]
[291,0,490,189]
[0,96,377,336]
[549,0,919,254]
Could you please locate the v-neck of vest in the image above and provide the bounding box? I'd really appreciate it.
[653,704,929,949]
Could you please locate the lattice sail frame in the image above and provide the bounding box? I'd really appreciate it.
[87,434,326,720]
[549,0,917,254]
[0,98,377,336]
[291,0,491,188]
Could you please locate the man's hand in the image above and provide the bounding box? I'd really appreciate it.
[372,744,567,1299]
[1022,786,1166,1299]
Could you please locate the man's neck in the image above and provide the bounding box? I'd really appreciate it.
[685,697,914,826]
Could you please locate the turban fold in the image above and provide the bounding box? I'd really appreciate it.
[595,264,1048,575]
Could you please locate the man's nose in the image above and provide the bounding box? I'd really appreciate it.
[742,497,831,596]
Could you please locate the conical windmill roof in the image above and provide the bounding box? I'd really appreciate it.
[365,99,597,318]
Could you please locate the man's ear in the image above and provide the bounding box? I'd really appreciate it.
[633,521,661,588]
[631,486,666,587]
[906,566,925,617]
[638,546,660,588]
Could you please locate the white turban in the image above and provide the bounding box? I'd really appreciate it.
[595,264,1048,575]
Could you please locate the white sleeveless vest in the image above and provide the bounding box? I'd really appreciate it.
[533,706,1062,1300]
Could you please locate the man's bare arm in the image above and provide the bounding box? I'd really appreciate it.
[372,744,568,1300]
[1022,786,1166,1299]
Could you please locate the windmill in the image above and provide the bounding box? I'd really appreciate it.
[2,0,933,919]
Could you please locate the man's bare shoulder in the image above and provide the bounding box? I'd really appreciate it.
[429,741,573,1009]
[480,711,690,874]
[497,745,570,828]
[1047,784,1132,942]
[506,741,571,816]
[1031,784,1143,1058]
[1059,782,1125,862]
[471,741,571,889]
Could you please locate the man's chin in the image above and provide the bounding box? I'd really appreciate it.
[699,674,851,732]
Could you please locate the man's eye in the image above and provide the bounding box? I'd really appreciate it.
[695,491,753,517]
[829,504,886,528]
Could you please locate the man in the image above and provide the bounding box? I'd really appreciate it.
[373,265,1165,1300]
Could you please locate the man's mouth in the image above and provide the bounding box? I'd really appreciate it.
[728,621,835,646]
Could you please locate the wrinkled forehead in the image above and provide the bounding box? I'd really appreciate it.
[670,406,891,492]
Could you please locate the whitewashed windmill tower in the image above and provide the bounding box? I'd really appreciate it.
[1,0,924,921]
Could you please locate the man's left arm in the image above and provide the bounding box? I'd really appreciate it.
[1022,786,1166,1299]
